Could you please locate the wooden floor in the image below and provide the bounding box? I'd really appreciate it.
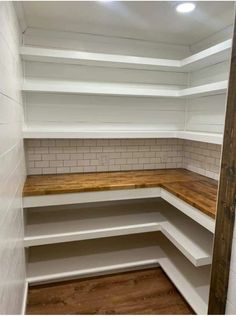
[26,268,194,315]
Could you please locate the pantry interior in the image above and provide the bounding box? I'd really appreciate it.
[1,1,236,315]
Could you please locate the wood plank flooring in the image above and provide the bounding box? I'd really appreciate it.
[26,268,194,315]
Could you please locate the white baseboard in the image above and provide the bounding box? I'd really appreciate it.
[21,281,28,315]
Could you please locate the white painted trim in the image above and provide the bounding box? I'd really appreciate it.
[21,281,28,315]
[29,263,160,286]
[23,187,214,232]
[20,39,231,72]
[27,259,159,284]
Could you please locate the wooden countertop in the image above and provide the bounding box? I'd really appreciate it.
[23,169,218,218]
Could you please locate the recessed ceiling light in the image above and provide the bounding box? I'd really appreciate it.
[176,2,195,13]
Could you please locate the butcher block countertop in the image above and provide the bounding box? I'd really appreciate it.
[23,169,218,218]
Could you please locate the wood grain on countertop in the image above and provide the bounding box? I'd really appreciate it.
[23,169,218,218]
[163,179,217,218]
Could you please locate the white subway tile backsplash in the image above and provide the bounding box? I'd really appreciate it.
[41,139,55,147]
[70,153,84,160]
[24,138,222,180]
[183,140,221,180]
[42,167,57,174]
[77,159,90,166]
[64,160,77,167]
[49,147,63,153]
[28,154,41,161]
[28,167,42,175]
[84,153,97,159]
[57,167,70,173]
[84,166,97,172]
[63,147,77,153]
[56,153,70,160]
[49,160,63,167]
[77,146,90,153]
[42,154,56,161]
[35,160,49,168]
[70,166,84,173]
[34,147,49,154]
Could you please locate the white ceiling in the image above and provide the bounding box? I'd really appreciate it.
[22,1,235,46]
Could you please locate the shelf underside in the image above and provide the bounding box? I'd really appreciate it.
[25,199,213,266]
[27,232,210,315]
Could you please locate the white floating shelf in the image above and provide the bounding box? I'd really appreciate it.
[22,80,180,97]
[20,39,232,72]
[22,79,228,98]
[181,39,232,71]
[23,188,215,233]
[24,199,213,266]
[22,127,223,145]
[177,131,223,144]
[27,232,210,314]
[22,129,177,139]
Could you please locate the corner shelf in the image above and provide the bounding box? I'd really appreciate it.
[22,79,228,98]
[177,131,223,144]
[27,232,210,315]
[22,127,223,145]
[24,199,213,266]
[20,39,231,72]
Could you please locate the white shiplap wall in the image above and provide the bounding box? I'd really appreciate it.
[0,2,26,314]
[23,27,190,58]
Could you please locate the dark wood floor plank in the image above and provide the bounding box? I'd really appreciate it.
[26,268,194,315]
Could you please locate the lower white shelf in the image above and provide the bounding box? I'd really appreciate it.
[22,127,223,144]
[25,199,213,266]
[27,232,210,315]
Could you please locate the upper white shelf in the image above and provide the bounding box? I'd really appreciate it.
[20,39,232,72]
[22,80,228,98]
[22,127,223,144]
